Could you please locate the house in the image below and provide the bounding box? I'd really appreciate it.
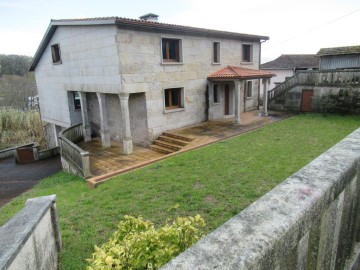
[29,14,274,160]
[267,45,360,112]
[260,54,319,95]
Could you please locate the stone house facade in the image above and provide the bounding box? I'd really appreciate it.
[30,15,272,154]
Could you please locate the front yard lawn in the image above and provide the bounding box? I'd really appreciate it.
[0,113,359,269]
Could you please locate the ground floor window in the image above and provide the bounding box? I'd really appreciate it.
[246,81,253,98]
[213,84,219,103]
[164,88,183,110]
[73,91,81,110]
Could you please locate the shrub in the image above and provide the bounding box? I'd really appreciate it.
[87,214,205,270]
[0,108,46,150]
[320,89,360,115]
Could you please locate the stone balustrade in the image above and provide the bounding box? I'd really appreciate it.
[161,128,360,269]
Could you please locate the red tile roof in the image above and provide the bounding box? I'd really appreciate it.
[208,66,275,80]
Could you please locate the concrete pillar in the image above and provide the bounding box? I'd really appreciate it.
[79,92,91,142]
[96,93,111,148]
[119,93,133,155]
[262,78,269,116]
[208,81,214,121]
[234,80,241,124]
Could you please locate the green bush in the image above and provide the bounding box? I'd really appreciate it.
[87,214,205,270]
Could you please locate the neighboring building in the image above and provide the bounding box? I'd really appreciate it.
[29,15,273,155]
[268,45,360,112]
[317,45,360,70]
[260,54,319,94]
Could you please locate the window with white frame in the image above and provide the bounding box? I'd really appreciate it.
[164,87,184,110]
[162,38,182,62]
[213,42,220,63]
[242,44,253,62]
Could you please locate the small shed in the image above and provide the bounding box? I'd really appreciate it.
[317,45,360,70]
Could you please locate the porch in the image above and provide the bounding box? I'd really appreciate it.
[83,109,291,188]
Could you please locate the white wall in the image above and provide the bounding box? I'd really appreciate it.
[34,25,121,127]
[260,69,293,96]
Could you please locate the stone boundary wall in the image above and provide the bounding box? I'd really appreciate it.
[0,147,15,160]
[0,195,61,270]
[161,128,360,269]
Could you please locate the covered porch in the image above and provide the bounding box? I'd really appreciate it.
[207,65,275,123]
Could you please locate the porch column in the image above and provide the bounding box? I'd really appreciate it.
[79,92,91,142]
[96,93,111,148]
[118,93,133,155]
[208,81,214,121]
[234,80,242,124]
[262,78,269,116]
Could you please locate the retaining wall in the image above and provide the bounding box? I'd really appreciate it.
[0,195,61,270]
[162,128,360,269]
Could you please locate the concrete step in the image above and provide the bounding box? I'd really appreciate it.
[158,135,188,146]
[154,140,182,151]
[162,132,195,142]
[150,144,176,155]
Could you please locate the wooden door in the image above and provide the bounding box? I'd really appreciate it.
[301,89,313,112]
[224,84,230,115]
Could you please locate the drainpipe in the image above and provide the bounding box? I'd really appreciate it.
[259,39,267,109]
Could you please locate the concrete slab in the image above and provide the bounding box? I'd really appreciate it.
[0,156,62,207]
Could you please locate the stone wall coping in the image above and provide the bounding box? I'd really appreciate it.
[161,128,360,269]
[0,195,57,270]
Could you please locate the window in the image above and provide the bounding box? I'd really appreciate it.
[242,44,252,62]
[164,88,183,110]
[213,84,219,103]
[213,42,220,63]
[162,38,181,62]
[51,44,61,64]
[73,91,81,110]
[246,81,253,98]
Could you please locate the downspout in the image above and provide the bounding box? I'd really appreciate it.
[259,39,267,109]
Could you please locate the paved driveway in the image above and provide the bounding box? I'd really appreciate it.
[0,156,62,207]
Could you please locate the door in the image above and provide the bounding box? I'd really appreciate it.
[224,84,230,115]
[301,89,313,112]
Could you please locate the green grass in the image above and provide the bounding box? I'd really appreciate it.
[0,113,359,269]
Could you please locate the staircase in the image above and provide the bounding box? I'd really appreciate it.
[150,132,194,154]
[268,69,360,106]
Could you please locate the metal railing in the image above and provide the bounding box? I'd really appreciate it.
[58,124,91,178]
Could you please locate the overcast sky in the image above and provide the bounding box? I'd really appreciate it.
[0,0,359,63]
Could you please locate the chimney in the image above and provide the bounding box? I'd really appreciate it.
[139,13,159,22]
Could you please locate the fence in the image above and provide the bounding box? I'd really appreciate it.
[0,195,61,270]
[162,128,360,269]
[58,123,91,178]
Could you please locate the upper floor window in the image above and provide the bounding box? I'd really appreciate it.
[213,42,220,64]
[162,38,181,62]
[51,44,62,64]
[242,44,253,62]
[246,81,253,98]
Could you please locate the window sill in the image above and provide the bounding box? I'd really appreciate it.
[241,62,253,65]
[161,61,183,65]
[246,97,253,100]
[164,107,185,114]
[213,102,221,105]
[52,61,62,65]
[212,62,221,65]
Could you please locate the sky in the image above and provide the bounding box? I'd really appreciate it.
[0,0,359,63]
